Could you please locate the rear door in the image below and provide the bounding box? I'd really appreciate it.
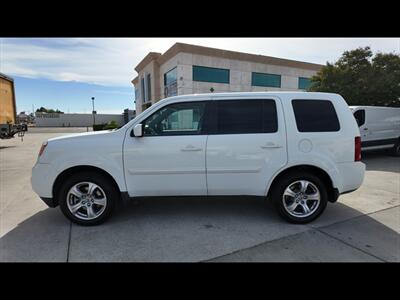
[206,97,287,196]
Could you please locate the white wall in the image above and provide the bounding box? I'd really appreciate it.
[35,113,125,127]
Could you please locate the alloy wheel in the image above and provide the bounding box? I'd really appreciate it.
[66,182,107,220]
[282,180,321,218]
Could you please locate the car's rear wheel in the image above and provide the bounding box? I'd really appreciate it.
[58,172,118,225]
[390,140,400,156]
[271,172,328,224]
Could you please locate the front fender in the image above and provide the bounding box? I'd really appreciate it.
[52,160,127,194]
[41,130,128,196]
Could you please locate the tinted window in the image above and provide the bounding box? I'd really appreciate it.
[146,74,151,101]
[353,109,365,127]
[164,67,177,85]
[193,65,230,84]
[292,100,340,132]
[142,102,206,136]
[252,72,281,88]
[164,67,177,97]
[298,77,311,90]
[216,100,277,134]
[140,77,145,102]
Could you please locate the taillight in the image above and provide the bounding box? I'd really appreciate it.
[355,137,361,161]
[38,141,48,157]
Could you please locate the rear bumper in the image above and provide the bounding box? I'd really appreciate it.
[336,161,366,194]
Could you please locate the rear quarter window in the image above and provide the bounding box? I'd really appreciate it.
[292,100,340,132]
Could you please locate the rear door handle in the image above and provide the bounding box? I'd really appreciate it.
[261,142,282,149]
[181,145,202,151]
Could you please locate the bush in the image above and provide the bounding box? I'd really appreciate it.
[103,120,119,130]
[93,120,119,131]
[93,123,106,131]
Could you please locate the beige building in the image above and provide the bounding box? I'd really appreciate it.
[132,43,323,114]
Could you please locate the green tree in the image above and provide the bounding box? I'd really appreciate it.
[36,107,64,113]
[308,47,400,107]
[36,107,47,113]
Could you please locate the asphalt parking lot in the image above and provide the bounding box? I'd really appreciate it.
[0,127,399,262]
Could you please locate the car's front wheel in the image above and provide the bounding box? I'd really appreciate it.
[271,172,328,224]
[58,172,118,225]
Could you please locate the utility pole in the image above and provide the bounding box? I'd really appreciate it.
[91,97,95,126]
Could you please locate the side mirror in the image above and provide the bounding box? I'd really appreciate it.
[133,124,143,137]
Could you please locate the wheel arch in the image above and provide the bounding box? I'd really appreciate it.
[52,165,121,206]
[266,164,338,203]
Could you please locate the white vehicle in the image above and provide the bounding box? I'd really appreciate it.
[350,106,400,156]
[32,92,365,225]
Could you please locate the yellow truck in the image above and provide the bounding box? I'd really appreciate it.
[0,73,27,139]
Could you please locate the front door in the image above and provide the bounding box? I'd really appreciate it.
[123,101,209,196]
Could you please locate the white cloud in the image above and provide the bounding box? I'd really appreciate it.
[1,38,399,87]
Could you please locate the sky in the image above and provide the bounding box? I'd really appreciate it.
[1,38,399,114]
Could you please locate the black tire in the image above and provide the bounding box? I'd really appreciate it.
[270,171,328,224]
[58,171,118,226]
[390,140,400,157]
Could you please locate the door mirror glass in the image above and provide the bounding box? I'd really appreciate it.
[133,124,143,137]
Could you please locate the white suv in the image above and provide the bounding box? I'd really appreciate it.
[31,92,365,225]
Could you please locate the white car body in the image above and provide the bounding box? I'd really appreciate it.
[350,106,400,151]
[32,92,365,223]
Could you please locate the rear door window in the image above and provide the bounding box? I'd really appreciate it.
[292,100,340,132]
[216,99,278,134]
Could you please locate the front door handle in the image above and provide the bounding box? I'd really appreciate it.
[261,142,282,149]
[181,145,202,151]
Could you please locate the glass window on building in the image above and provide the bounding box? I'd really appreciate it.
[141,77,146,102]
[298,77,311,90]
[251,72,281,88]
[193,65,230,84]
[146,74,152,101]
[134,88,139,103]
[164,67,178,97]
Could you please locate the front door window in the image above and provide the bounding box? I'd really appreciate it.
[142,102,206,136]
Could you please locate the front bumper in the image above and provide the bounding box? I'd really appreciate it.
[31,162,57,199]
[40,197,58,208]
